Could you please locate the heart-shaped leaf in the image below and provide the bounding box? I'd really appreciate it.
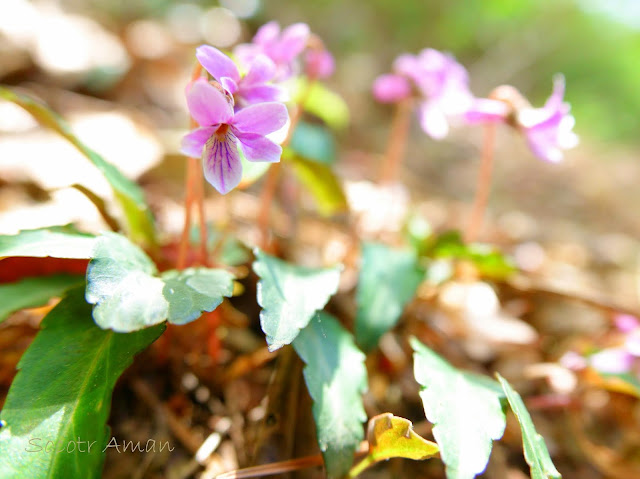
[293,312,367,479]
[86,232,234,332]
[287,154,348,217]
[412,338,506,479]
[253,250,341,351]
[496,374,562,479]
[0,226,96,259]
[355,243,423,351]
[0,287,164,479]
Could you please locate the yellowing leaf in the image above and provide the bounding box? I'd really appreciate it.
[349,413,439,477]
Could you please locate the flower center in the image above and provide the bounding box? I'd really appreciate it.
[215,123,229,139]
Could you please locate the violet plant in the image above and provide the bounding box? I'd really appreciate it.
[1,16,609,479]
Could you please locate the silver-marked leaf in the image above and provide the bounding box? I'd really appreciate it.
[86,232,234,332]
[161,268,235,325]
[411,338,506,479]
[253,250,341,351]
[0,287,164,479]
[496,374,562,479]
[355,243,423,351]
[293,312,367,479]
[0,274,85,323]
[0,226,96,259]
[85,232,166,332]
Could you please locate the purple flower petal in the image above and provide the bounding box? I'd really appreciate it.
[239,84,287,104]
[186,79,234,127]
[305,49,334,79]
[234,43,261,67]
[180,126,217,158]
[274,23,310,63]
[589,348,633,374]
[196,45,240,83]
[372,74,412,103]
[202,131,242,194]
[393,53,420,78]
[232,102,288,135]
[465,98,510,123]
[220,77,239,95]
[545,74,566,111]
[253,21,280,47]
[615,314,640,333]
[237,133,282,163]
[418,102,449,139]
[243,54,277,86]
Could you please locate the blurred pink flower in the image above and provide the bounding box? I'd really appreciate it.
[466,75,578,163]
[588,348,634,375]
[234,21,310,80]
[196,45,284,107]
[373,49,474,139]
[304,48,334,79]
[181,79,288,194]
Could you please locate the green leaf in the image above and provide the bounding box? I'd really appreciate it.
[0,87,156,247]
[289,121,337,164]
[0,226,96,259]
[293,79,350,130]
[0,274,85,323]
[349,413,439,478]
[253,249,341,351]
[0,287,164,479]
[426,231,515,280]
[86,232,234,332]
[355,243,423,351]
[161,268,234,325]
[496,374,562,479]
[411,338,506,479]
[287,154,348,217]
[293,312,367,479]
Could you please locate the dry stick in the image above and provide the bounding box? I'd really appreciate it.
[216,454,324,479]
[378,98,412,184]
[131,379,202,455]
[465,122,497,243]
[257,81,314,250]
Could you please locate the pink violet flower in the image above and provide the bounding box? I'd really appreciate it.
[304,47,334,79]
[234,21,310,80]
[466,75,579,163]
[181,79,289,194]
[588,348,634,375]
[196,45,284,107]
[372,49,474,139]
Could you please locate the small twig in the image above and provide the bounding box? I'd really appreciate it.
[131,379,202,455]
[503,274,640,318]
[215,454,323,479]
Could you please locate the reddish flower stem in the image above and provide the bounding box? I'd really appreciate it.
[177,63,205,270]
[257,81,314,250]
[465,122,497,243]
[379,98,412,184]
